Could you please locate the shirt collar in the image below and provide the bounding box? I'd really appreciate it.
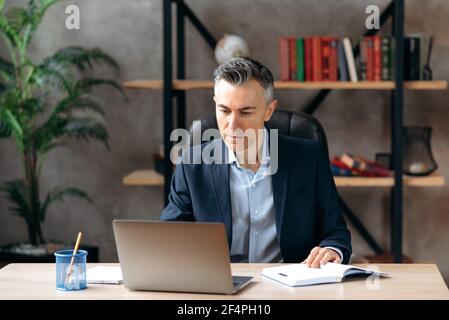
[226,128,271,169]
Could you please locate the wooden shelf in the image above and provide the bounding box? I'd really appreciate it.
[334,171,445,187]
[123,169,445,187]
[123,169,164,186]
[124,79,447,91]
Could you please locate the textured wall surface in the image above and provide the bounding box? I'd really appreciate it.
[1,0,448,283]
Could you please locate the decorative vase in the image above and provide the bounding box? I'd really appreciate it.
[402,126,438,176]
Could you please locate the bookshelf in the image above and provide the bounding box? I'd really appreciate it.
[124,0,445,263]
[123,79,447,188]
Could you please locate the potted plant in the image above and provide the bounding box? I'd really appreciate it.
[0,0,126,262]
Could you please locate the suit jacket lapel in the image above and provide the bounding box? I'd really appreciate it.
[267,127,288,238]
[210,139,233,248]
[272,162,288,239]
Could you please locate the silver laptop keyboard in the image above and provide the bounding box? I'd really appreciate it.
[232,276,252,288]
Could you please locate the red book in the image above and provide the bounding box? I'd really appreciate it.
[373,36,382,81]
[321,37,338,81]
[329,37,338,81]
[279,37,289,81]
[312,36,322,81]
[304,37,313,81]
[340,153,391,177]
[331,158,367,176]
[289,37,297,81]
[321,37,331,81]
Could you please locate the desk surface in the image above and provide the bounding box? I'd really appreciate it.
[0,263,447,300]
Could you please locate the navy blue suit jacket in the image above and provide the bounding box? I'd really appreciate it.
[160,134,352,263]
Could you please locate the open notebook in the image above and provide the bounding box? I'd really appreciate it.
[261,263,388,287]
[86,266,123,284]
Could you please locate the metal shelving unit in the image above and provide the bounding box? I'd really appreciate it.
[124,0,447,263]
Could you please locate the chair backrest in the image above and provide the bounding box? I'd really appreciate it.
[189,109,330,157]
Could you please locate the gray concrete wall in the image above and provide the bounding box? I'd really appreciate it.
[1,0,448,282]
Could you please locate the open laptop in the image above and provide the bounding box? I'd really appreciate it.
[112,220,253,294]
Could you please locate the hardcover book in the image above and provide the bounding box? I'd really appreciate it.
[261,263,388,287]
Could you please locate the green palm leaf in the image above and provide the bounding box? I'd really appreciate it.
[0,89,23,140]
[3,109,23,138]
[0,180,31,220]
[24,0,58,46]
[5,6,28,33]
[32,94,107,153]
[0,14,21,48]
[40,187,92,221]
[34,59,75,94]
[22,97,45,118]
[69,96,106,116]
[0,55,13,75]
[75,78,128,101]
[53,94,105,116]
[48,47,120,72]
[63,117,110,149]
[32,114,66,153]
[0,118,11,137]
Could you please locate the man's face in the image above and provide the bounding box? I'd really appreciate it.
[214,79,277,152]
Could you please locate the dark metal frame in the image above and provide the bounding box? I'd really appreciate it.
[162,0,405,262]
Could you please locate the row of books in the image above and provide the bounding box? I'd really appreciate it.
[331,153,392,177]
[279,35,431,82]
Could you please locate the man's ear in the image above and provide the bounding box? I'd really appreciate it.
[264,99,277,122]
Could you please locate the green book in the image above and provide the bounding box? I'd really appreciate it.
[296,38,305,82]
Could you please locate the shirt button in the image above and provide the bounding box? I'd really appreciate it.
[254,232,258,236]
[255,209,258,214]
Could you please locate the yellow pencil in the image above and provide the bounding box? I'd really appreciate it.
[65,232,82,286]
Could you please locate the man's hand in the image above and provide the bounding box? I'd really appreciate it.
[303,246,341,268]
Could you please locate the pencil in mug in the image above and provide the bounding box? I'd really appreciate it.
[64,232,82,287]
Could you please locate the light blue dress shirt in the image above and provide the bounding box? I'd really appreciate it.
[227,128,343,263]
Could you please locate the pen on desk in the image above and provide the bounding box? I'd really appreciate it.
[65,232,82,286]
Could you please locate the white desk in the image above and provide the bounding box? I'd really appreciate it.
[0,263,447,300]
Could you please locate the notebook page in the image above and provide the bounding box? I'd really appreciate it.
[86,266,123,284]
[263,264,342,285]
[320,262,355,278]
[320,263,389,277]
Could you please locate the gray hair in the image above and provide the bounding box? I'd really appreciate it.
[213,57,274,103]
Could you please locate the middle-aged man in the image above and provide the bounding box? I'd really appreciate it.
[160,57,351,268]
